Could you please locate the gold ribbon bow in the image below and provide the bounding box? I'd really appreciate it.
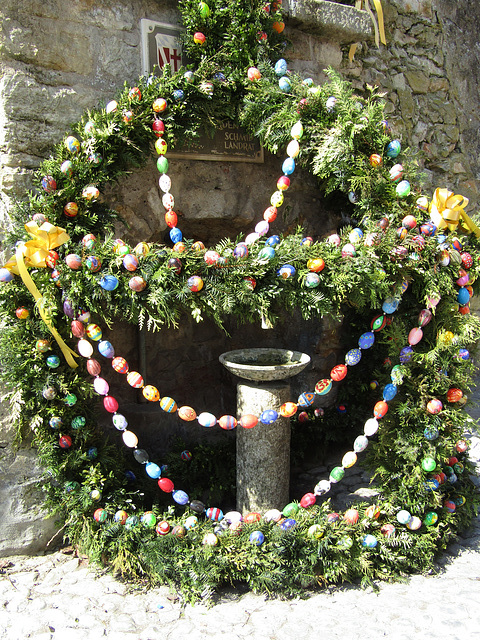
[429,188,480,238]
[5,222,78,368]
[349,0,386,62]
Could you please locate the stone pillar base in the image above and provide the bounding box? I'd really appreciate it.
[236,381,291,513]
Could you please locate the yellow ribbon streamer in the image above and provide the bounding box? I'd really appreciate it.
[429,187,480,238]
[349,0,386,62]
[6,222,79,368]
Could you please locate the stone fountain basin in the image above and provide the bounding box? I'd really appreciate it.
[219,348,311,381]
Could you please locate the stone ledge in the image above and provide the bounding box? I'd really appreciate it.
[285,0,373,43]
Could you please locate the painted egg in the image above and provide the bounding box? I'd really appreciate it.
[329,466,345,482]
[170,490,189,506]
[353,435,369,453]
[456,439,468,453]
[382,384,397,402]
[371,314,387,331]
[348,191,358,204]
[423,512,438,527]
[122,254,138,272]
[85,324,101,341]
[93,377,109,395]
[349,228,364,244]
[260,410,278,424]
[129,276,147,292]
[280,402,297,417]
[64,202,78,218]
[386,139,401,158]
[341,243,356,257]
[277,264,296,279]
[286,139,300,159]
[424,426,439,441]
[188,275,204,292]
[85,256,102,272]
[143,385,160,402]
[64,393,77,406]
[65,136,80,153]
[178,406,196,421]
[249,531,265,546]
[206,507,224,522]
[343,508,359,525]
[247,66,261,80]
[426,399,443,414]
[98,341,115,358]
[374,401,388,418]
[399,346,413,363]
[196,411,217,427]
[49,416,63,429]
[444,500,456,513]
[315,379,332,396]
[342,451,357,468]
[369,153,382,167]
[100,275,119,291]
[408,327,423,346]
[218,415,237,430]
[233,243,248,259]
[59,435,72,449]
[382,297,399,314]
[326,96,337,112]
[447,388,463,403]
[270,191,284,208]
[457,287,470,305]
[345,349,361,366]
[244,512,261,524]
[396,510,412,525]
[304,272,320,288]
[326,512,340,523]
[202,533,218,546]
[126,371,144,388]
[389,163,403,182]
[93,508,108,523]
[157,477,174,493]
[358,332,375,349]
[402,215,417,229]
[330,364,347,382]
[364,417,379,436]
[280,518,296,531]
[45,355,60,369]
[314,480,332,496]
[421,457,437,472]
[110,357,128,374]
[160,397,177,413]
[297,392,315,407]
[277,174,290,191]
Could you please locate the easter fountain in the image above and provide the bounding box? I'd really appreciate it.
[219,348,311,513]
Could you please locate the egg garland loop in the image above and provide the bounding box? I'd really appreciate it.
[1,2,480,600]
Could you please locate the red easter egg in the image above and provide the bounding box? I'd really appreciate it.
[374,401,388,418]
[330,364,347,381]
[277,175,290,191]
[426,398,443,414]
[158,478,174,492]
[218,415,237,430]
[86,359,102,376]
[103,396,119,413]
[300,493,316,508]
[59,435,72,449]
[264,206,277,222]
[156,520,170,535]
[152,119,165,136]
[447,388,463,403]
[343,508,359,525]
[408,327,423,346]
[46,250,59,269]
[64,202,78,218]
[193,31,206,44]
[71,320,85,338]
[165,211,178,228]
[247,67,261,81]
[244,512,261,524]
[239,414,258,429]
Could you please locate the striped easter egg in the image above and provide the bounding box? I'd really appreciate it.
[126,371,144,388]
[160,396,177,413]
[112,357,129,374]
[206,507,224,522]
[315,378,332,395]
[297,392,315,407]
[218,415,237,430]
[197,412,217,427]
[86,324,102,341]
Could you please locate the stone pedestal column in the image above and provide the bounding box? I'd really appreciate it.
[236,381,291,513]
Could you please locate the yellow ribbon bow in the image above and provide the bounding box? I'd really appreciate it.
[5,221,78,368]
[349,0,386,62]
[429,188,480,238]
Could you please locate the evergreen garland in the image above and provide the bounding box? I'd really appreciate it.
[0,0,479,603]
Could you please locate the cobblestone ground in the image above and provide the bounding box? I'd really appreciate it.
[1,386,480,640]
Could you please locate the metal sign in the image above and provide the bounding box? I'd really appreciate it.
[140,19,263,163]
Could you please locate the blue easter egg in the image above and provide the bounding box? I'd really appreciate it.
[145,462,162,479]
[0,269,14,283]
[424,478,439,491]
[382,297,399,314]
[260,410,278,424]
[345,348,361,366]
[249,530,265,545]
[274,58,288,76]
[125,470,136,482]
[282,158,295,175]
[279,77,291,92]
[358,332,375,349]
[87,447,98,459]
[206,507,224,521]
[234,243,248,259]
[49,416,62,429]
[298,392,315,407]
[457,287,470,305]
[399,346,413,363]
[386,139,401,158]
[280,518,296,530]
[277,264,296,279]
[173,89,184,101]
[362,534,378,548]
[457,348,470,360]
[125,516,139,529]
[424,425,439,440]
[170,227,183,243]
[46,355,60,368]
[302,77,314,86]
[383,383,397,401]
[98,340,115,358]
[172,490,189,505]
[266,235,280,247]
[100,275,119,291]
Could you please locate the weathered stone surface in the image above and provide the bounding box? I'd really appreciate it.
[405,70,429,94]
[285,0,372,43]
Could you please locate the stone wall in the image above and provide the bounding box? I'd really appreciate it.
[1,0,479,555]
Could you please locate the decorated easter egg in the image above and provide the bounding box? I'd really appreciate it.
[218,415,237,430]
[373,401,388,419]
[396,510,412,525]
[386,139,401,158]
[341,243,356,257]
[237,414,256,429]
[77,339,93,358]
[160,397,177,413]
[280,402,297,417]
[389,163,403,182]
[45,355,60,369]
[280,518,296,531]
[85,256,102,272]
[325,95,337,112]
[260,410,278,424]
[111,357,128,374]
[456,439,468,453]
[100,275,119,291]
[329,466,345,483]
[303,272,319,288]
[330,364,347,382]
[93,377,109,395]
[122,254,138,272]
[93,508,108,523]
[126,371,143,388]
[362,534,378,549]
[249,531,265,546]
[0,268,14,283]
[64,202,78,218]
[382,384,397,402]
[421,457,437,472]
[64,393,77,407]
[86,359,101,377]
[59,434,72,449]
[202,532,218,546]
[206,507,223,522]
[187,275,204,292]
[382,296,399,314]
[244,512,261,524]
[49,416,63,429]
[65,136,80,153]
[358,332,375,350]
[342,451,357,468]
[98,341,115,358]
[170,490,188,506]
[296,392,314,408]
[170,525,185,538]
[178,406,196,421]
[277,264,296,280]
[371,314,387,332]
[143,385,160,402]
[145,462,161,479]
[345,348,362,366]
[423,425,439,441]
[447,388,463,403]
[315,379,332,396]
[158,477,174,492]
[343,508,359,525]
[444,500,456,513]
[396,180,411,197]
[352,436,368,455]
[426,399,443,414]
[399,346,413,363]
[247,66,261,81]
[85,324,101,342]
[457,287,470,305]
[423,512,438,527]
[129,276,147,292]
[286,139,300,159]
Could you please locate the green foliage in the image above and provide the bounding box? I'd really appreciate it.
[0,0,479,605]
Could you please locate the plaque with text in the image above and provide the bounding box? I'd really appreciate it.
[140,19,263,163]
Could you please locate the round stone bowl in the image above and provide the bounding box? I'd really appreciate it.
[219,348,311,381]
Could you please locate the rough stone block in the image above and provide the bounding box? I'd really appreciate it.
[285,0,372,43]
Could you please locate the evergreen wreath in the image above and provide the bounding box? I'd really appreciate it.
[1,0,480,603]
